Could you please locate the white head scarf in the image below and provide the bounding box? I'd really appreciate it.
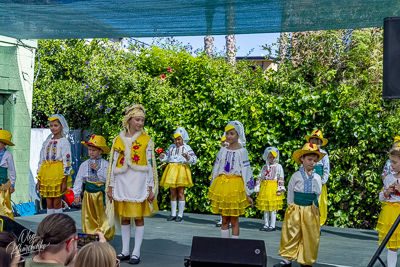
[263,147,279,164]
[174,127,190,144]
[225,121,246,148]
[49,114,69,137]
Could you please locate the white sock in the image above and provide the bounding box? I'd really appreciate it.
[54,208,63,214]
[270,211,277,228]
[171,201,177,217]
[46,209,55,215]
[282,259,291,264]
[178,201,185,217]
[221,229,230,238]
[231,235,239,239]
[132,226,144,258]
[121,224,131,256]
[387,250,398,267]
[263,211,269,227]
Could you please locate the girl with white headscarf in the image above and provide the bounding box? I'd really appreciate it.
[37,114,73,215]
[208,121,254,239]
[254,147,286,231]
[159,127,197,222]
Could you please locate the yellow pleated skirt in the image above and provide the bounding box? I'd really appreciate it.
[37,161,72,197]
[319,184,328,226]
[114,200,159,220]
[0,183,14,220]
[208,174,249,217]
[256,180,285,211]
[377,202,400,249]
[160,163,193,188]
[279,203,320,266]
[82,183,115,242]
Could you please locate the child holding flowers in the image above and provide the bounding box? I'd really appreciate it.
[73,134,115,241]
[0,129,16,220]
[37,114,73,215]
[274,142,325,267]
[159,127,197,222]
[106,104,158,265]
[378,146,400,267]
[208,121,254,238]
[255,147,285,231]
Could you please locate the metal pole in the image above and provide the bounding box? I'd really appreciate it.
[367,212,400,267]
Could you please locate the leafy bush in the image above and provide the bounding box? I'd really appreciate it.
[33,29,400,228]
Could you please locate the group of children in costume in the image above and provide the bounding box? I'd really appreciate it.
[2,103,400,266]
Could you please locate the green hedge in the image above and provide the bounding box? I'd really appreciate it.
[33,29,400,228]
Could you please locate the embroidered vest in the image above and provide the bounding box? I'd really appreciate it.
[113,134,150,168]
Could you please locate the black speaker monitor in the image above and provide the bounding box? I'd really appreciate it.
[383,17,400,99]
[185,236,267,267]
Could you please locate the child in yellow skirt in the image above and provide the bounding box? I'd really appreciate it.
[274,142,325,267]
[377,146,400,267]
[106,104,159,264]
[0,129,16,220]
[255,147,285,231]
[305,129,330,227]
[159,127,197,222]
[208,121,254,238]
[215,133,229,227]
[73,135,115,241]
[37,114,73,215]
[381,136,400,180]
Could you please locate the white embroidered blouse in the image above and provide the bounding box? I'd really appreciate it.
[159,144,197,165]
[287,170,322,205]
[254,163,285,193]
[73,157,108,197]
[38,137,73,176]
[211,147,254,196]
[379,173,400,202]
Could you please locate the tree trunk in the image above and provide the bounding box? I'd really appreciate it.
[204,35,214,57]
[226,34,236,65]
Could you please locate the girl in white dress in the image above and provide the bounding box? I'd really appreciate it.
[106,104,158,265]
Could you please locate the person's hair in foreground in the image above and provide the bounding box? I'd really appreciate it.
[75,242,117,267]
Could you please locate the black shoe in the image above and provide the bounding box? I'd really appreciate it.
[269,227,276,231]
[260,226,269,231]
[167,215,176,221]
[175,216,183,222]
[117,253,130,261]
[273,261,292,267]
[216,222,222,227]
[129,255,140,264]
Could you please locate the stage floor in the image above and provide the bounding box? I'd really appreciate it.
[16,211,381,267]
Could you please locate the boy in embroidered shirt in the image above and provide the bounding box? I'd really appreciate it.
[274,142,325,267]
[0,129,16,220]
[73,135,115,241]
[305,129,330,226]
[159,127,197,222]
